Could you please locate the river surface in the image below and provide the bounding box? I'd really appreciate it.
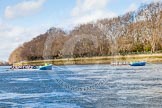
[0,64,162,108]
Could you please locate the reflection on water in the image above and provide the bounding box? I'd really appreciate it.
[0,64,162,108]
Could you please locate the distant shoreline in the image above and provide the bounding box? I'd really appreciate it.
[12,53,162,66]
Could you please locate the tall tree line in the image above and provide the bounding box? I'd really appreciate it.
[9,2,162,64]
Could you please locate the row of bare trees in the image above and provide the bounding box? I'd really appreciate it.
[9,2,162,64]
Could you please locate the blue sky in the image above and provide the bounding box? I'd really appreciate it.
[0,0,159,61]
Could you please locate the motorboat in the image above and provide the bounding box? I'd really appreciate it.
[129,61,146,66]
[39,64,53,70]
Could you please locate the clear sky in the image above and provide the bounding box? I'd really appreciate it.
[0,0,159,61]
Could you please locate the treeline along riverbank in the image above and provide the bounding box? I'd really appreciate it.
[9,2,162,65]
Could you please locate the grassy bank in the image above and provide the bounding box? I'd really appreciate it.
[13,53,162,66]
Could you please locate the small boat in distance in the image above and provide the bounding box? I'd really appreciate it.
[129,61,146,66]
[39,64,53,70]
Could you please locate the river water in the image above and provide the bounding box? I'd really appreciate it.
[0,64,162,108]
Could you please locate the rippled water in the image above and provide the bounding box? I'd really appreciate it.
[0,64,162,108]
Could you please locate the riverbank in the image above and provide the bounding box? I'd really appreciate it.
[13,53,162,66]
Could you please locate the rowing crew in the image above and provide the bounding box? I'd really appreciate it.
[10,65,38,69]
